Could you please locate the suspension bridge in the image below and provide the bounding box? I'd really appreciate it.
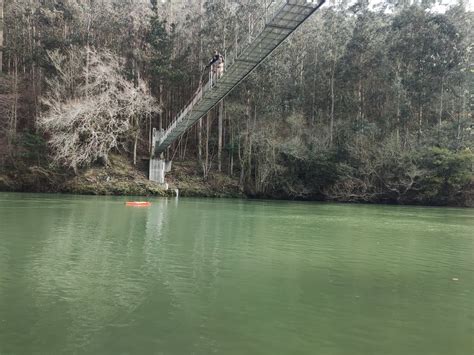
[150,0,326,184]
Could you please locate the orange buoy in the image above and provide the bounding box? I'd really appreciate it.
[125,201,151,207]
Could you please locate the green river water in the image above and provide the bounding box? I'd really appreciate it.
[0,193,472,354]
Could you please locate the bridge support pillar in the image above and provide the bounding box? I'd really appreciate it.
[150,128,171,188]
[149,157,172,189]
[149,158,166,187]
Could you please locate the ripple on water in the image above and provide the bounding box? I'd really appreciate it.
[0,194,473,355]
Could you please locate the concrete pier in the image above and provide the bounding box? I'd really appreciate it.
[149,158,166,185]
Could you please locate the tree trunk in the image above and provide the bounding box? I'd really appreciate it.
[203,112,211,179]
[457,83,467,147]
[238,136,244,186]
[418,104,423,144]
[159,82,163,130]
[229,119,234,176]
[245,94,251,186]
[148,114,152,154]
[133,131,138,166]
[311,51,318,126]
[358,78,363,122]
[198,118,202,164]
[396,86,401,146]
[9,56,19,143]
[197,0,203,166]
[438,77,444,142]
[218,100,223,172]
[329,72,335,147]
[181,131,189,159]
[85,8,92,92]
[252,104,257,190]
[217,0,226,172]
[0,0,4,73]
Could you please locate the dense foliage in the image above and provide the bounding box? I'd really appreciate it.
[0,0,472,205]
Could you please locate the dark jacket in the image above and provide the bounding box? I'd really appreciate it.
[208,54,224,67]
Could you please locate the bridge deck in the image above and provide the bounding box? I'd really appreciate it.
[153,0,325,156]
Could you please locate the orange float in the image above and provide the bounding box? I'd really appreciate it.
[125,201,152,207]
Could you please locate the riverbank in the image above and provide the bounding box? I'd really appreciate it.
[0,155,243,199]
[0,155,168,197]
[0,154,472,206]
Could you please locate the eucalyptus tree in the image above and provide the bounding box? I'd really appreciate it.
[389,6,463,143]
[0,0,472,204]
[0,0,4,73]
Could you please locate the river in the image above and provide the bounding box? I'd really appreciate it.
[0,193,472,354]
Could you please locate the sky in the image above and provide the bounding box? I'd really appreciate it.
[367,0,473,12]
[431,0,474,11]
[158,0,474,12]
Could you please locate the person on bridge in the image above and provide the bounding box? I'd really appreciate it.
[207,50,225,81]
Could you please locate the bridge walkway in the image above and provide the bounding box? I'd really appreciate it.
[152,0,325,158]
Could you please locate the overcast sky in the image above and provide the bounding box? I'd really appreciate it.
[432,0,474,11]
[365,0,473,12]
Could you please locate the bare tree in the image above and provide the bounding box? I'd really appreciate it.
[39,48,160,172]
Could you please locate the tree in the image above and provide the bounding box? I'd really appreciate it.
[0,0,3,73]
[39,48,159,171]
[1,0,472,205]
[389,7,463,142]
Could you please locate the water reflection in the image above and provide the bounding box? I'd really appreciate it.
[27,198,169,353]
[0,194,472,355]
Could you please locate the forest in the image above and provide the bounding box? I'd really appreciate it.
[0,0,472,205]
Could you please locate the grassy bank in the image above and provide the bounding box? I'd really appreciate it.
[0,154,243,199]
[166,161,243,198]
[0,155,169,197]
[0,152,471,206]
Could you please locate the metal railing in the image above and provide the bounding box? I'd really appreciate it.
[156,0,324,150]
[158,1,290,145]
